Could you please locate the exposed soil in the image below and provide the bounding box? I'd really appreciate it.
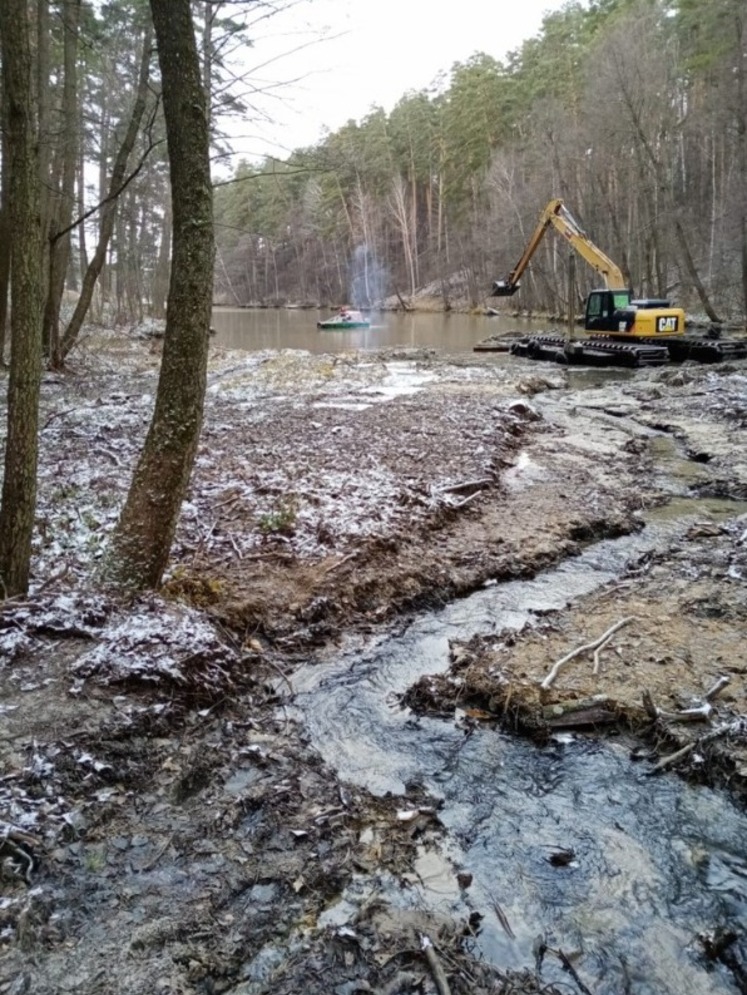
[1,333,747,994]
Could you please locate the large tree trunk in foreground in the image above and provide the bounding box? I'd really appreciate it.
[0,120,11,363]
[0,0,44,597]
[101,0,214,592]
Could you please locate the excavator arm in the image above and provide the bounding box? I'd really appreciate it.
[493,198,628,296]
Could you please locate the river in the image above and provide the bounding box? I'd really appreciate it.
[210,306,548,355]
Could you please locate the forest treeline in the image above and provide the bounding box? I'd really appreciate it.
[1,0,743,339]
[214,0,747,320]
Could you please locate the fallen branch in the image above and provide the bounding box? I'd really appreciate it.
[555,946,595,995]
[592,632,615,675]
[645,741,697,775]
[213,494,241,511]
[135,833,174,873]
[542,695,613,717]
[36,564,72,594]
[0,597,36,612]
[323,551,357,575]
[645,724,730,776]
[542,695,617,729]
[420,934,452,995]
[642,677,731,724]
[98,445,123,467]
[450,490,483,509]
[438,477,492,495]
[0,824,41,883]
[541,617,635,690]
[657,703,712,723]
[258,655,294,698]
[596,580,634,601]
[488,894,515,939]
[642,688,659,721]
[704,676,731,702]
[240,551,295,562]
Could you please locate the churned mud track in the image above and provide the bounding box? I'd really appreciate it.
[176,355,658,646]
[0,597,569,995]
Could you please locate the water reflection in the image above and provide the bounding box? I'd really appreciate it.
[211,306,549,355]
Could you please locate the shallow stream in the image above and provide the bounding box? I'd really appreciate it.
[291,501,747,994]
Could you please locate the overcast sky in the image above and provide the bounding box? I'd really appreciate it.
[219,0,571,167]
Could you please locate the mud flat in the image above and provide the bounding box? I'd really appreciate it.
[1,341,747,993]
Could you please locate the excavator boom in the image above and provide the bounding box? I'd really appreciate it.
[493,198,627,296]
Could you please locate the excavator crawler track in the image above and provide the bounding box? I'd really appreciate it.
[506,333,747,367]
[634,336,747,363]
[509,335,669,368]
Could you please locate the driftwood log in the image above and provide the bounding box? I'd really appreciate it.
[542,695,618,728]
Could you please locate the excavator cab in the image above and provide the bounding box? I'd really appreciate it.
[584,288,685,338]
[584,289,635,333]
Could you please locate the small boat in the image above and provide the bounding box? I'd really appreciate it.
[317,308,370,330]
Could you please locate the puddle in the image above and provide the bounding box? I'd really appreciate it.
[646,495,747,523]
[649,436,714,489]
[292,504,747,994]
[566,367,636,390]
[314,734,746,995]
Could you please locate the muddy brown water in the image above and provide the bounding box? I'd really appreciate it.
[210,307,545,355]
[289,501,747,995]
[210,307,638,393]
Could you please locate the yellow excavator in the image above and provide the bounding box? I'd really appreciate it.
[491,199,745,365]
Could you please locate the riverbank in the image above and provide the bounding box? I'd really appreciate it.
[1,334,746,993]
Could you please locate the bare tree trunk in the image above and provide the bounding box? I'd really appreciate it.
[57,23,153,363]
[389,175,415,296]
[102,0,214,592]
[45,0,81,367]
[151,201,171,318]
[735,8,747,313]
[36,0,51,238]
[410,164,419,288]
[36,0,52,353]
[74,103,89,291]
[128,192,143,321]
[0,0,44,597]
[202,0,214,135]
[675,220,722,323]
[0,110,11,363]
[97,102,110,309]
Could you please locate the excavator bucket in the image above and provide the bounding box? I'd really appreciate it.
[492,279,519,297]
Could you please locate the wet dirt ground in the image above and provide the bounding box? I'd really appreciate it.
[1,333,747,994]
